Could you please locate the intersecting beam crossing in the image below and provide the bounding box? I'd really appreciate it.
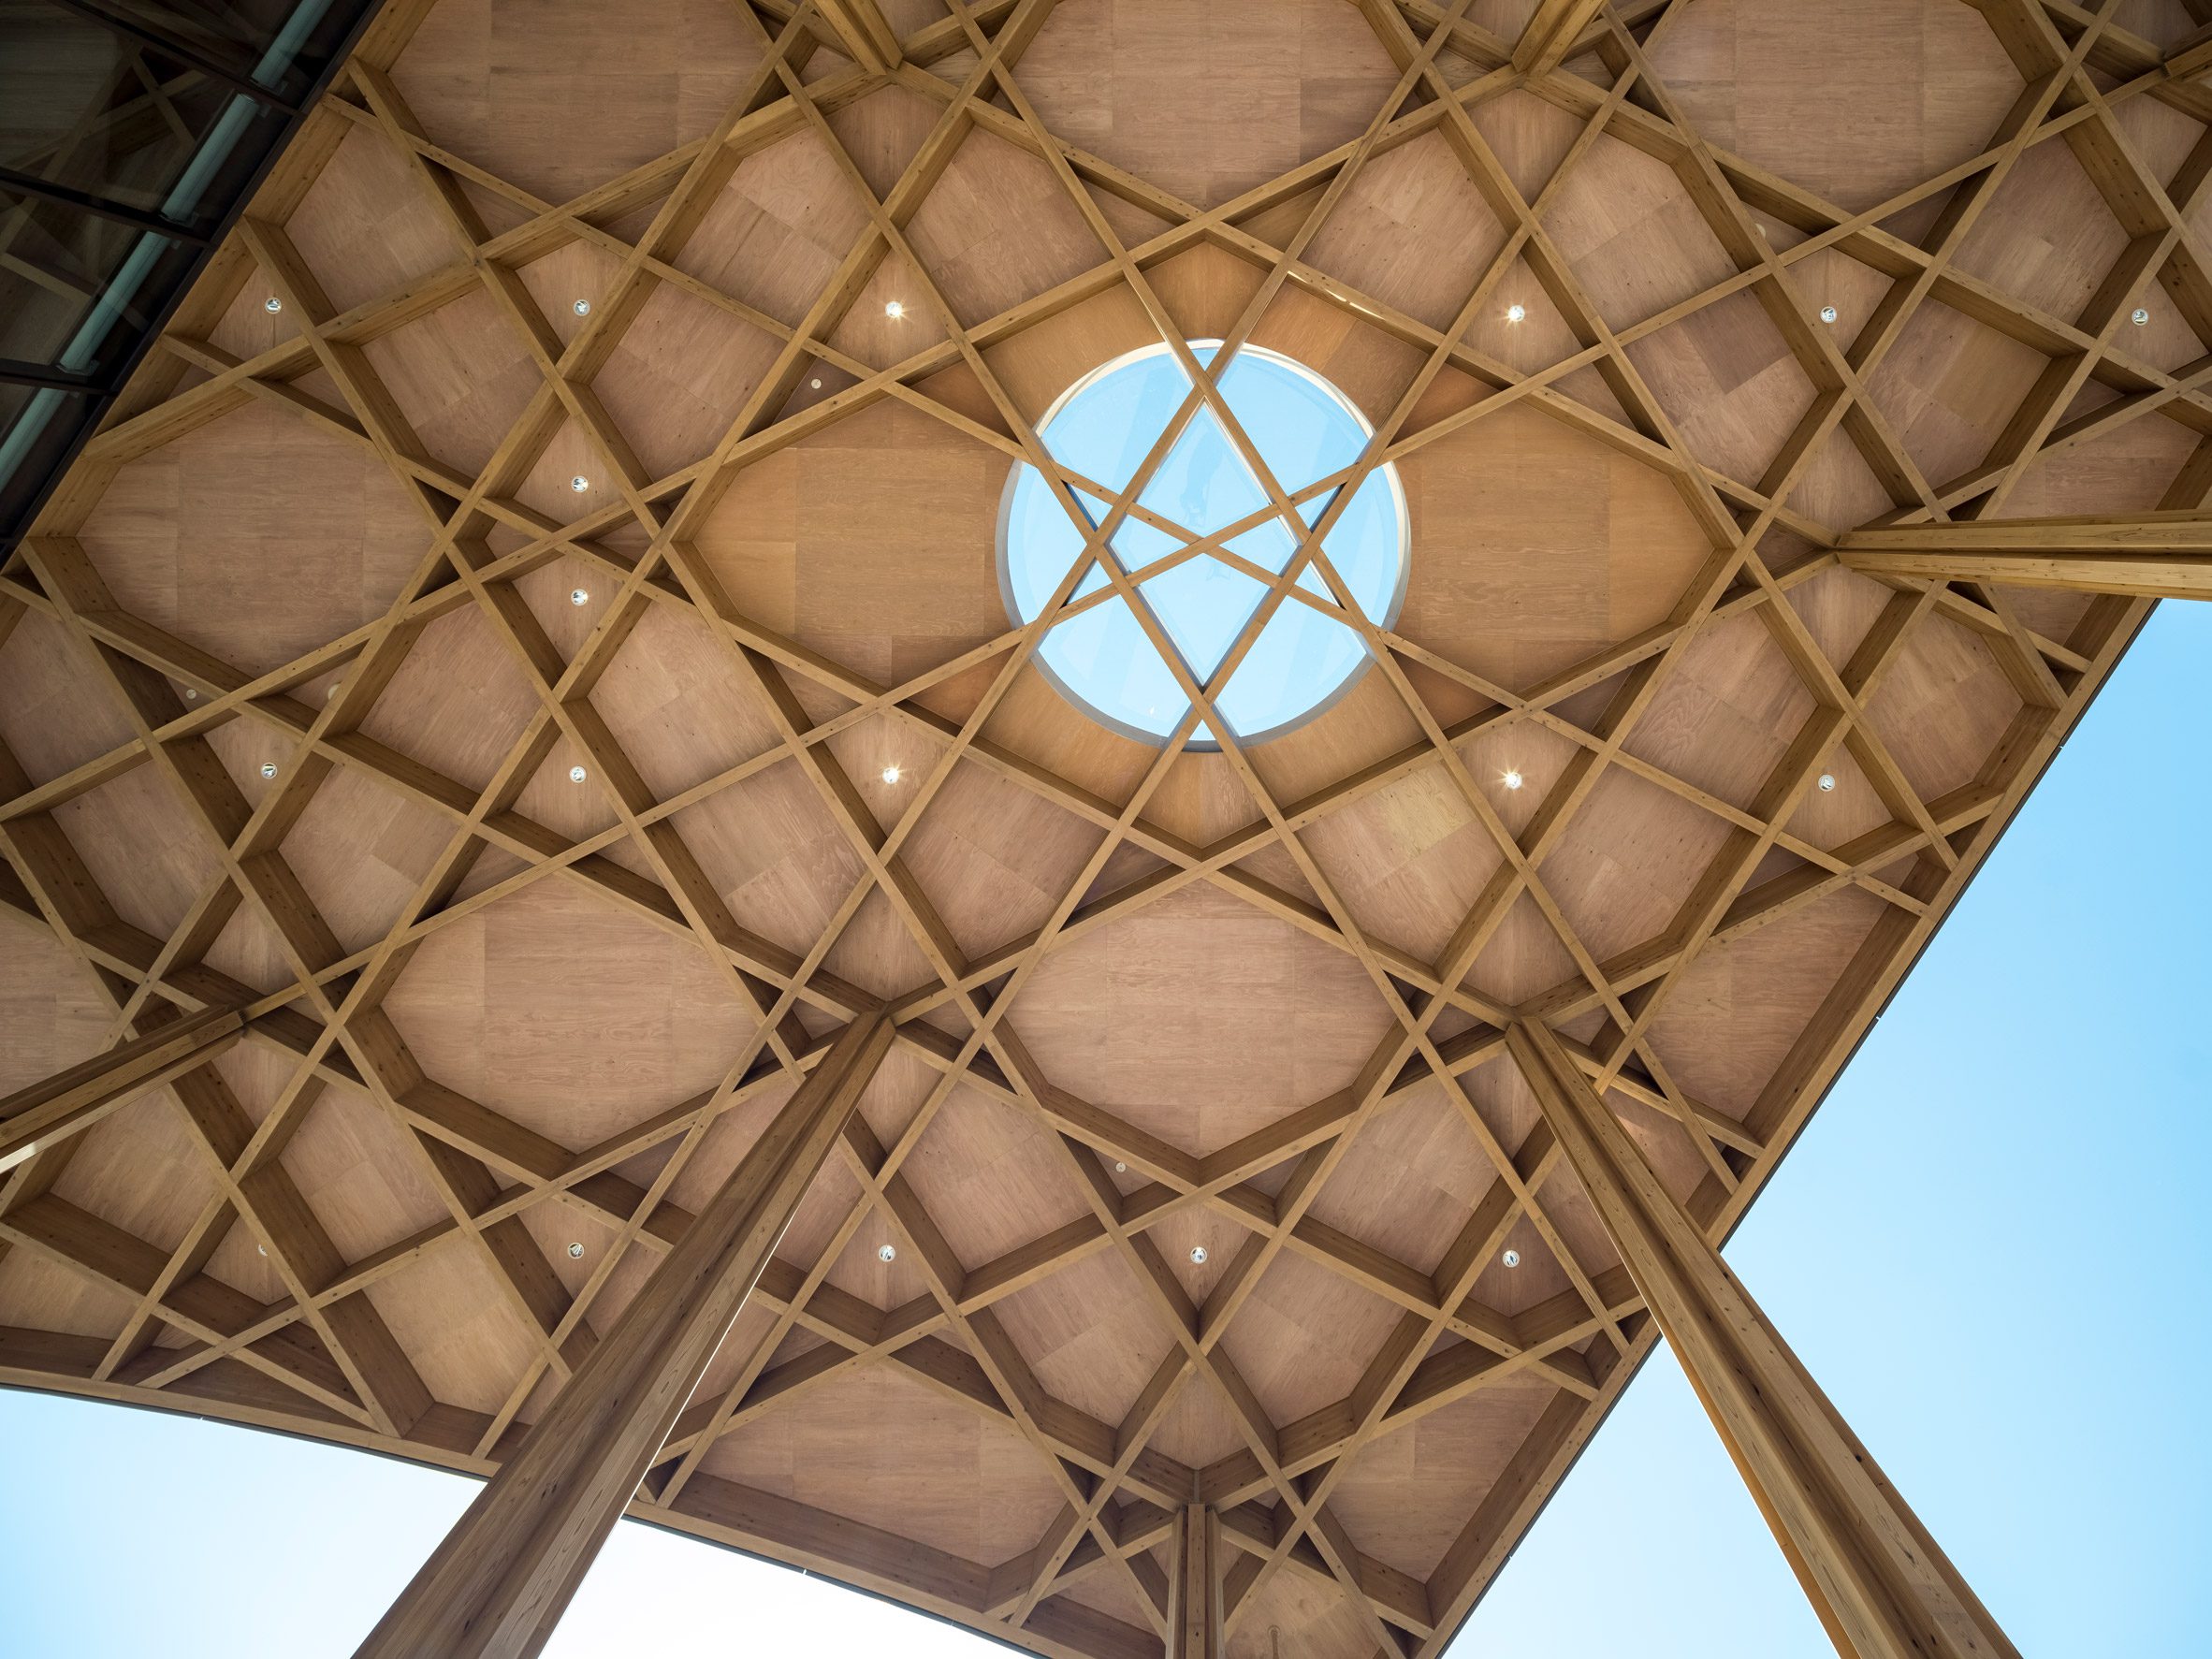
[0,2,2200,1657]
[0,1004,243,1172]
[1506,1020,2020,1659]
[815,0,904,70]
[1510,0,1608,76]
[1841,515,2212,597]
[351,1013,894,1659]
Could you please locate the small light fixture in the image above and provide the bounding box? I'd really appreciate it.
[1502,1248,1521,1269]
[1817,773,1836,793]
[257,1244,268,1257]
[1502,768,1523,791]
[264,297,282,313]
[1113,1161,1127,1173]
[877,1243,897,1263]
[1188,1245,1208,1265]
[573,298,591,317]
[570,474,589,492]
[259,762,277,779]
[2132,307,2150,327]
[1506,303,1526,323]
[326,683,339,701]
[1819,304,1839,324]
[183,688,197,702]
[880,763,902,784]
[570,588,589,606]
[810,377,823,389]
[569,764,588,782]
[884,299,906,319]
[567,1242,584,1259]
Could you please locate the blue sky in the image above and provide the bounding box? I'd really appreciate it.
[3,603,2206,1657]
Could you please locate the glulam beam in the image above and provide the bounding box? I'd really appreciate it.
[1511,0,1608,76]
[815,0,904,71]
[350,1013,895,1659]
[1506,1020,2021,1659]
[0,1003,243,1172]
[1169,1506,1224,1659]
[1840,514,2212,597]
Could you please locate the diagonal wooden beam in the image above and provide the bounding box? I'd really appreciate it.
[816,0,905,70]
[1841,515,2212,596]
[351,1013,893,1659]
[1511,0,1608,77]
[0,1003,242,1172]
[1507,1019,2020,1659]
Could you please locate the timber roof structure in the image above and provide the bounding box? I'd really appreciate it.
[4,2,2208,1656]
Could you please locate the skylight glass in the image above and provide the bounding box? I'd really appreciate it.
[996,341,1408,748]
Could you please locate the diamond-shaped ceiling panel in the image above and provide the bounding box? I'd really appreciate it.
[1,2,2204,1657]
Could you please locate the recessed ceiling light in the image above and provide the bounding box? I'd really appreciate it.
[257,1244,268,1257]
[884,300,906,319]
[880,763,902,784]
[1113,1161,1127,1173]
[810,377,823,389]
[1188,1245,1208,1265]
[259,762,278,779]
[570,474,589,492]
[1819,305,1838,324]
[1817,773,1836,793]
[1502,768,1523,791]
[183,688,197,701]
[570,588,589,606]
[264,297,282,313]
[569,764,588,782]
[573,298,591,316]
[2132,307,2150,327]
[1502,1248,1521,1269]
[567,1242,584,1259]
[1506,303,1526,323]
[877,1243,897,1262]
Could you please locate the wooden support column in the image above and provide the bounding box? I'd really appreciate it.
[1506,1020,2020,1659]
[1511,0,1608,76]
[1169,1505,1223,1659]
[352,1013,895,1659]
[1841,514,2212,597]
[814,0,904,72]
[0,1003,243,1172]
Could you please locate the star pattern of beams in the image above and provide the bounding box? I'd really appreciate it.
[2,2,2206,1657]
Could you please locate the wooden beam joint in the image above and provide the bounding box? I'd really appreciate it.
[1506,1019,2021,1659]
[350,1013,894,1659]
[1841,514,2212,598]
[1169,1505,1223,1659]
[0,1004,244,1172]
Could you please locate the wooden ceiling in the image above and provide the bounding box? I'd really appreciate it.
[2,1,2205,1655]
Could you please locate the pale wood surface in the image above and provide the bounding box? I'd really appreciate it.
[1,2,2204,1658]
[353,1013,892,1659]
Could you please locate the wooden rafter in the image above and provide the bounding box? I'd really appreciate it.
[815,0,906,72]
[354,1014,892,1659]
[1,3,2205,1658]
[0,1002,242,1171]
[1842,515,2212,595]
[1510,0,1609,77]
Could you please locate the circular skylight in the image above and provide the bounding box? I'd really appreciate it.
[997,341,1407,748]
